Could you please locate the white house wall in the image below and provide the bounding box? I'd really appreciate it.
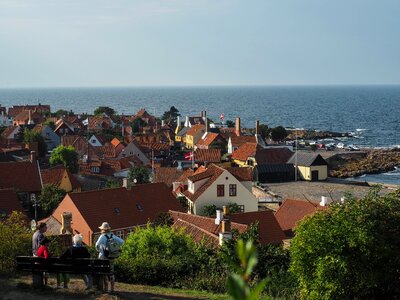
[194,170,258,215]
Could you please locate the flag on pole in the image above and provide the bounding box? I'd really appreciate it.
[220,113,225,120]
[184,151,194,161]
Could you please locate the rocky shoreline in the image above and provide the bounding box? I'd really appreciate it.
[329,149,400,178]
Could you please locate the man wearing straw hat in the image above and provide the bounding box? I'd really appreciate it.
[95,222,124,293]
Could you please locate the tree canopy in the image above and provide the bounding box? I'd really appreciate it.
[161,106,180,124]
[270,126,288,142]
[128,166,150,184]
[94,106,115,116]
[22,128,47,157]
[290,188,400,299]
[49,145,79,173]
[39,184,67,216]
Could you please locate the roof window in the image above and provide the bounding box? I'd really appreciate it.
[136,204,143,211]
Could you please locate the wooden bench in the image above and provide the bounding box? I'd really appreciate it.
[16,256,112,290]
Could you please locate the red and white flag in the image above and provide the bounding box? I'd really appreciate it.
[184,151,193,161]
[220,113,225,120]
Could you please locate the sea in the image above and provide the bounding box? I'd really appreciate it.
[0,85,399,184]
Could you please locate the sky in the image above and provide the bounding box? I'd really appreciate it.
[0,0,399,87]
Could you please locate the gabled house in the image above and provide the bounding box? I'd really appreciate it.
[32,124,60,150]
[185,124,205,149]
[13,110,44,126]
[196,132,226,150]
[51,183,184,245]
[195,149,222,165]
[0,160,42,211]
[88,115,115,131]
[153,167,184,188]
[178,164,258,215]
[228,136,257,154]
[118,140,149,165]
[8,104,50,118]
[88,134,107,147]
[0,111,12,127]
[0,125,21,143]
[287,152,328,181]
[54,118,76,136]
[41,165,81,193]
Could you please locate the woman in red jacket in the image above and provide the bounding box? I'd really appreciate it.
[37,238,51,286]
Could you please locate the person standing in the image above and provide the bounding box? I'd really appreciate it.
[95,222,124,293]
[37,238,51,286]
[32,223,47,256]
[60,234,92,289]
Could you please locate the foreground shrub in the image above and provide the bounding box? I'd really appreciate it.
[290,188,400,299]
[0,212,31,275]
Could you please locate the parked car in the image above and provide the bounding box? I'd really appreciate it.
[336,142,345,149]
[345,144,360,151]
[325,143,336,151]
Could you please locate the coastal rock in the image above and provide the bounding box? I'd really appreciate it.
[329,149,400,178]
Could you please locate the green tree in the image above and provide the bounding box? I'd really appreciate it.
[105,179,120,188]
[43,120,56,130]
[177,195,189,212]
[128,166,150,184]
[202,204,217,217]
[270,126,288,142]
[94,106,115,116]
[53,109,69,117]
[49,145,79,173]
[130,118,147,133]
[22,128,47,157]
[258,124,270,140]
[226,120,235,128]
[161,106,180,124]
[0,211,31,275]
[290,188,400,300]
[39,184,67,216]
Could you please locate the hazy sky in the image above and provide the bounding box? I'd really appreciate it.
[0,0,399,87]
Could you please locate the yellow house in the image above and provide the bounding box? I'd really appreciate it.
[287,153,328,181]
[185,124,205,149]
[41,165,82,192]
[231,143,259,167]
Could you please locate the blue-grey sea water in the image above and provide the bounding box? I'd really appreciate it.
[0,85,399,184]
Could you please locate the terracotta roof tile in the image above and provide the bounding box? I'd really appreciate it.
[0,161,42,192]
[196,133,220,147]
[231,143,259,161]
[187,124,205,136]
[0,188,25,216]
[61,183,184,232]
[225,167,253,181]
[195,149,221,163]
[41,165,81,191]
[274,199,326,237]
[1,126,20,139]
[230,211,285,244]
[230,135,256,147]
[153,167,183,188]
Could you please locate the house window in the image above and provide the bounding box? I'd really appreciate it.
[92,139,96,143]
[59,128,63,133]
[238,205,245,212]
[217,184,224,197]
[116,230,124,239]
[229,184,237,196]
[127,228,135,236]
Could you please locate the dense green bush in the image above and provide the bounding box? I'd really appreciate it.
[0,212,31,275]
[290,188,400,299]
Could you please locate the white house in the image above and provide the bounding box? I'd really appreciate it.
[88,134,104,147]
[0,111,12,127]
[117,140,149,165]
[179,164,258,215]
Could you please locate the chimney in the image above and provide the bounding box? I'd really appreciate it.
[215,209,223,225]
[235,117,241,136]
[320,196,330,206]
[185,116,190,127]
[122,178,132,190]
[161,120,165,127]
[60,212,73,235]
[219,205,232,245]
[30,151,36,163]
[200,111,203,118]
[255,120,260,136]
[204,111,209,132]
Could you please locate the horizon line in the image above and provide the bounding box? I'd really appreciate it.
[1,83,400,89]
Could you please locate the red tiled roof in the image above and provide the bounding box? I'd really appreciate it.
[255,148,294,165]
[0,161,42,192]
[13,110,44,123]
[170,210,247,247]
[111,138,121,147]
[172,218,219,247]
[8,105,50,118]
[230,135,256,147]
[176,168,195,184]
[196,132,220,147]
[186,124,205,136]
[230,211,285,245]
[225,167,253,181]
[62,183,184,232]
[231,143,259,161]
[1,126,20,139]
[153,167,183,188]
[41,165,81,191]
[184,164,225,202]
[0,188,25,215]
[195,149,221,163]
[88,116,113,130]
[274,199,326,237]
